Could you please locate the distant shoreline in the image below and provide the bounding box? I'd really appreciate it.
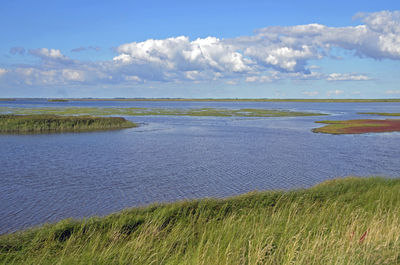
[1,98,400,102]
[0,107,325,118]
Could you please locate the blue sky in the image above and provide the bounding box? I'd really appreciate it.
[1,0,400,98]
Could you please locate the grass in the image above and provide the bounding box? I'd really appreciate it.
[313,119,400,134]
[47,99,69,102]
[32,98,400,102]
[0,107,325,117]
[358,112,400,116]
[0,177,399,264]
[0,114,137,133]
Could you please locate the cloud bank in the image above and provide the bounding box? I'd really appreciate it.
[1,11,399,88]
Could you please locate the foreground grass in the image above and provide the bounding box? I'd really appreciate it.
[0,107,324,117]
[313,119,400,134]
[34,98,400,102]
[1,177,399,265]
[0,114,137,133]
[358,112,400,116]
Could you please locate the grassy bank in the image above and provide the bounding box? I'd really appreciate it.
[0,115,137,133]
[33,98,400,102]
[313,119,400,134]
[1,177,399,264]
[0,107,324,117]
[358,112,400,116]
[47,99,69,102]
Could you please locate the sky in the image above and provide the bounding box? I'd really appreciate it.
[1,0,400,98]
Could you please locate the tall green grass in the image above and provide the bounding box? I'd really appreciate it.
[0,114,137,133]
[1,177,399,264]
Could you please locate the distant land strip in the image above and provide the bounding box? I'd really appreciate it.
[0,107,325,117]
[358,112,400,116]
[1,98,400,102]
[48,99,69,102]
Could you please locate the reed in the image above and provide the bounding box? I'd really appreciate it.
[0,114,137,133]
[1,177,399,264]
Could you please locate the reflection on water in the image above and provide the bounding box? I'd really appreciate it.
[0,100,399,234]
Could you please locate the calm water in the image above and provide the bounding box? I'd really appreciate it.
[0,100,399,234]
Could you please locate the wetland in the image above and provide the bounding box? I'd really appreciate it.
[0,99,399,235]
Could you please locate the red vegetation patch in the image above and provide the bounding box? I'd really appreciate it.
[313,119,400,134]
[342,119,400,134]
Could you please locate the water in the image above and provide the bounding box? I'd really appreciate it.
[0,100,399,234]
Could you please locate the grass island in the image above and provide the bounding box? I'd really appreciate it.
[312,119,400,134]
[0,114,137,133]
[47,99,69,102]
[0,107,325,118]
[358,112,400,116]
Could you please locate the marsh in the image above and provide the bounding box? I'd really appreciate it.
[0,99,399,234]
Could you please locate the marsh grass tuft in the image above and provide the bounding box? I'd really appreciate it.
[1,177,399,264]
[0,114,137,133]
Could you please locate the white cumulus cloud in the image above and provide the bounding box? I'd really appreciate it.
[29,48,66,60]
[113,36,252,78]
[327,73,371,81]
[2,11,399,88]
[245,75,273,83]
[62,69,85,82]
